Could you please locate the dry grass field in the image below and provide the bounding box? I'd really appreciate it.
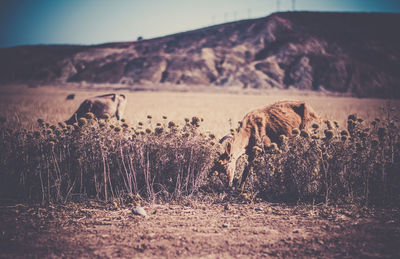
[1,85,398,138]
[1,84,400,258]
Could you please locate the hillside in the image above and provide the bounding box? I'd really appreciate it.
[1,12,400,98]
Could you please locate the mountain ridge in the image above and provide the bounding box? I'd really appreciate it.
[1,12,400,98]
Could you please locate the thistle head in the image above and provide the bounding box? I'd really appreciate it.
[324,129,334,139]
[168,121,177,128]
[348,114,357,121]
[114,126,122,132]
[67,125,75,132]
[300,130,310,139]
[279,134,288,142]
[347,120,355,131]
[78,118,88,127]
[58,122,67,129]
[191,116,201,127]
[334,121,339,128]
[85,112,95,120]
[267,143,278,152]
[155,127,163,135]
[101,113,111,120]
[340,130,349,137]
[252,146,263,153]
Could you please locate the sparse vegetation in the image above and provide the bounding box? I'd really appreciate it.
[1,87,400,258]
[0,114,218,204]
[246,113,400,206]
[0,87,399,207]
[1,110,399,206]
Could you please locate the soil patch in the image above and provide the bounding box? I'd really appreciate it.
[1,202,399,258]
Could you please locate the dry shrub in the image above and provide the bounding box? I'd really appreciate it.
[247,113,400,206]
[1,110,399,207]
[0,115,218,203]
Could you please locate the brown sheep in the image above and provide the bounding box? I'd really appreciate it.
[66,93,127,124]
[216,101,319,191]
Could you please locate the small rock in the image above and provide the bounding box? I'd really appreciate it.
[255,207,263,212]
[293,229,299,233]
[66,94,75,100]
[224,204,230,211]
[337,214,351,221]
[222,223,229,228]
[132,206,147,217]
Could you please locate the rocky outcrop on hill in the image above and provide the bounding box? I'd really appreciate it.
[1,12,400,98]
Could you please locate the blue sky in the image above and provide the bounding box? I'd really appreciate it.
[1,0,400,48]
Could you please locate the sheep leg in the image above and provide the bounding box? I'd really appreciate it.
[239,150,255,192]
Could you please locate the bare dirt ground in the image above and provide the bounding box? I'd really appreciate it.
[1,201,399,258]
